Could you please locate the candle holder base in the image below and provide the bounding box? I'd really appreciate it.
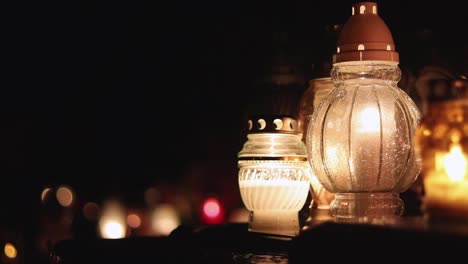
[330,192,404,224]
[248,210,300,237]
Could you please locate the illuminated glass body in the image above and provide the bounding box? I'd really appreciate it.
[238,117,311,236]
[306,62,421,222]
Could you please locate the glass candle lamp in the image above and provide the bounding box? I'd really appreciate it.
[305,2,421,222]
[298,77,336,224]
[415,78,468,222]
[238,116,311,237]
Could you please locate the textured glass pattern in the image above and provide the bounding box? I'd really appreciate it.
[298,77,336,209]
[238,133,311,235]
[238,162,310,211]
[305,63,421,220]
[239,133,309,158]
[308,82,420,192]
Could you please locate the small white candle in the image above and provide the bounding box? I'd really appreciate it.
[238,178,310,237]
[239,179,310,211]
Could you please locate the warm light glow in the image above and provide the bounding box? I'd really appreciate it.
[151,204,180,236]
[444,145,467,181]
[416,99,468,221]
[41,187,52,203]
[56,186,74,207]
[454,79,465,89]
[357,107,380,133]
[239,178,310,187]
[101,221,126,239]
[127,214,141,229]
[239,176,310,235]
[98,200,127,239]
[4,243,17,259]
[325,145,340,169]
[423,129,431,136]
[239,179,310,211]
[238,128,311,236]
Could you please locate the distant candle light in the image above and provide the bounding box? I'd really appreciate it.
[444,145,466,181]
[151,204,180,236]
[56,186,74,207]
[127,214,141,229]
[4,243,17,259]
[98,200,127,239]
[102,221,126,239]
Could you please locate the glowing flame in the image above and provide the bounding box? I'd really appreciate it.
[357,107,380,133]
[101,221,126,239]
[444,145,467,182]
[98,200,127,239]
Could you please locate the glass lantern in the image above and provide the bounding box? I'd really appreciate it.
[238,115,311,237]
[298,77,335,224]
[305,2,421,222]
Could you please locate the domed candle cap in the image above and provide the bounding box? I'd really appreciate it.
[333,2,399,64]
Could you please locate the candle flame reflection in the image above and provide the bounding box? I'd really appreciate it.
[444,144,467,182]
[357,107,380,133]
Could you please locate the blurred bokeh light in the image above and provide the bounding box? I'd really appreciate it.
[3,242,17,259]
[98,200,127,239]
[56,186,74,208]
[150,204,180,236]
[201,197,225,224]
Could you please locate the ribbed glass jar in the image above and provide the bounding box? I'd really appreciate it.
[298,77,336,211]
[306,62,421,222]
[238,116,311,237]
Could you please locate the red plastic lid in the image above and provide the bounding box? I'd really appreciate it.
[333,2,399,63]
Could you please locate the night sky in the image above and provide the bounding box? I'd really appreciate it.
[2,0,467,260]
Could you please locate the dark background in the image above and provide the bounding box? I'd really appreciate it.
[2,0,467,262]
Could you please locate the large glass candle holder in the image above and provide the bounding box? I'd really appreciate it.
[415,78,468,222]
[298,77,336,206]
[298,77,335,224]
[238,116,311,237]
[305,2,421,222]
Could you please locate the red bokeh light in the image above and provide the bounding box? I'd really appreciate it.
[201,197,224,224]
